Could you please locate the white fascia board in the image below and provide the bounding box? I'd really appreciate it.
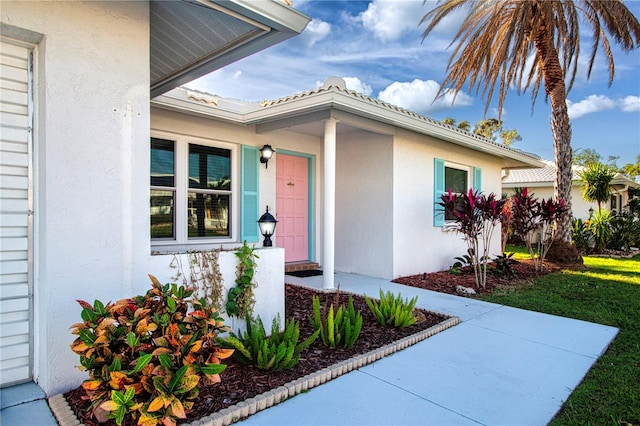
[219,0,311,33]
[245,90,545,168]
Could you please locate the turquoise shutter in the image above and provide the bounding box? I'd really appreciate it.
[473,167,482,192]
[434,158,445,227]
[241,145,260,242]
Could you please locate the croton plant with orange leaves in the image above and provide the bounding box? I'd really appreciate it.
[70,275,234,426]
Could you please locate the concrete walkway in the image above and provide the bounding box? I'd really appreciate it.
[237,272,618,426]
[0,272,618,426]
[0,382,57,426]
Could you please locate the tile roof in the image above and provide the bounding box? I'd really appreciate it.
[503,160,640,188]
[502,160,583,184]
[259,78,540,161]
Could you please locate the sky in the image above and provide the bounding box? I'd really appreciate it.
[187,0,640,166]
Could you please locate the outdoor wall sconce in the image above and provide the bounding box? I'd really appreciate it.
[257,206,278,247]
[259,144,274,168]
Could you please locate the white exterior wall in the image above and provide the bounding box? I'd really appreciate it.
[147,248,285,335]
[1,2,151,395]
[392,129,504,277]
[503,185,597,220]
[335,132,394,278]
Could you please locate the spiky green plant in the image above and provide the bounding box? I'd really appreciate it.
[224,315,318,371]
[310,294,362,349]
[364,290,418,328]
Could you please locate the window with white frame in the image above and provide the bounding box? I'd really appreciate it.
[151,136,235,244]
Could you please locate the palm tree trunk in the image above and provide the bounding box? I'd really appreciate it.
[532,3,573,243]
[549,99,573,243]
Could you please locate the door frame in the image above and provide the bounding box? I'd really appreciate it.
[276,149,315,262]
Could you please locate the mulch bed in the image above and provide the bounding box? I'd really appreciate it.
[64,284,449,426]
[393,258,565,295]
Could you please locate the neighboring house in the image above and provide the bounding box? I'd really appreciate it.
[0,0,309,396]
[502,160,640,219]
[151,77,542,286]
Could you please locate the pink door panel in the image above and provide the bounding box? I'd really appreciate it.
[276,154,309,262]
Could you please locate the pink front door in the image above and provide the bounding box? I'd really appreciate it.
[276,154,309,262]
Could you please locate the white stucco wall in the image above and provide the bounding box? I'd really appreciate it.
[503,185,597,220]
[392,129,504,277]
[147,247,285,334]
[1,2,151,395]
[335,132,394,278]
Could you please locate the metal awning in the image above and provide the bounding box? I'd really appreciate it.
[150,0,309,98]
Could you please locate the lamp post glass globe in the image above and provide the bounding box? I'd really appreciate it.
[258,206,278,247]
[260,145,274,168]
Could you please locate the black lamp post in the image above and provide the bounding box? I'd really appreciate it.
[257,206,278,247]
[259,144,274,169]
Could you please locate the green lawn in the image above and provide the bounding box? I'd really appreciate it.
[480,250,640,425]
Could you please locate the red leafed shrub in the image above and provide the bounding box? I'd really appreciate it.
[439,189,506,289]
[509,188,567,271]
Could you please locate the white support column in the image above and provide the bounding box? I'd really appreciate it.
[323,118,338,290]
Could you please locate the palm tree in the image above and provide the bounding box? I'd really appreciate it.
[421,1,640,243]
[578,162,616,212]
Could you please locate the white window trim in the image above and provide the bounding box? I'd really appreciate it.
[151,131,239,250]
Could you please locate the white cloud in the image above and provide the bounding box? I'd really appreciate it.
[567,94,623,119]
[377,79,473,114]
[358,0,425,42]
[342,77,373,96]
[232,70,242,79]
[620,95,640,112]
[300,19,331,47]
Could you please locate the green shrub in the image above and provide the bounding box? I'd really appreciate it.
[572,218,593,253]
[226,241,258,318]
[224,315,318,371]
[491,252,518,279]
[364,290,418,328]
[449,250,474,275]
[608,212,640,251]
[588,209,612,253]
[70,275,232,426]
[310,293,363,349]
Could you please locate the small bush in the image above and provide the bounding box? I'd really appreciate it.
[224,315,318,371]
[608,212,640,251]
[364,290,418,328]
[572,218,593,253]
[449,250,474,275]
[588,209,612,253]
[310,292,363,349]
[490,252,518,279]
[70,275,232,426]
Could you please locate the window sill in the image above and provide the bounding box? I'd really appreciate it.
[442,222,460,232]
[151,239,246,255]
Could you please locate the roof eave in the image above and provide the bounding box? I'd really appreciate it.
[150,0,310,98]
[244,90,545,169]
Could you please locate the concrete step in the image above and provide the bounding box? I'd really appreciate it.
[285,261,320,273]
